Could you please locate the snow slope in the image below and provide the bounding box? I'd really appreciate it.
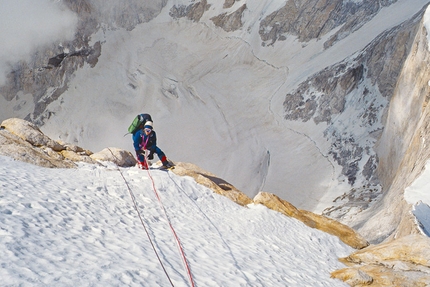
[0,155,352,286]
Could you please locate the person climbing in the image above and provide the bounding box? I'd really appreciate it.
[132,120,173,169]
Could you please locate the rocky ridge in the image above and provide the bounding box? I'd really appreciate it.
[332,234,430,286]
[3,117,430,286]
[0,118,136,168]
[289,8,424,221]
[259,0,398,47]
[0,118,365,249]
[348,12,430,244]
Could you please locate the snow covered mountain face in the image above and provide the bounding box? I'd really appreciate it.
[1,0,430,242]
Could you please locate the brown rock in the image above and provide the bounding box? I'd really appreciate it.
[210,4,246,32]
[333,235,430,286]
[1,118,64,151]
[0,128,75,168]
[253,192,369,249]
[90,147,137,167]
[172,162,252,206]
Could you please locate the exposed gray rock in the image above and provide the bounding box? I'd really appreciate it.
[210,4,246,32]
[169,0,246,32]
[284,63,364,124]
[285,8,423,214]
[0,0,168,125]
[352,12,430,243]
[223,0,239,9]
[259,0,398,46]
[169,0,211,22]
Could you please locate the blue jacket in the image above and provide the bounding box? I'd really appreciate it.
[133,129,157,152]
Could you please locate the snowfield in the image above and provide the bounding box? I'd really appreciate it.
[0,155,352,286]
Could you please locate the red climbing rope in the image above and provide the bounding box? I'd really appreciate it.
[108,147,195,286]
[143,155,196,287]
[107,148,174,286]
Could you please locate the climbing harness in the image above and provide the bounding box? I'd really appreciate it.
[139,131,150,150]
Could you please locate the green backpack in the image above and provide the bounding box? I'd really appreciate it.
[128,113,152,134]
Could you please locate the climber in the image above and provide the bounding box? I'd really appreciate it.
[132,120,173,169]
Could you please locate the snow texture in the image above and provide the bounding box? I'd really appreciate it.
[0,155,352,286]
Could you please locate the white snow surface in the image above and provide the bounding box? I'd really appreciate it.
[405,159,430,238]
[405,160,430,207]
[0,155,352,286]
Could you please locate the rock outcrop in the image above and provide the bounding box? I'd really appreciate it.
[90,147,137,167]
[0,118,135,168]
[336,9,430,244]
[171,162,253,206]
[259,0,398,46]
[332,234,430,286]
[254,192,369,249]
[169,0,210,22]
[210,4,246,32]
